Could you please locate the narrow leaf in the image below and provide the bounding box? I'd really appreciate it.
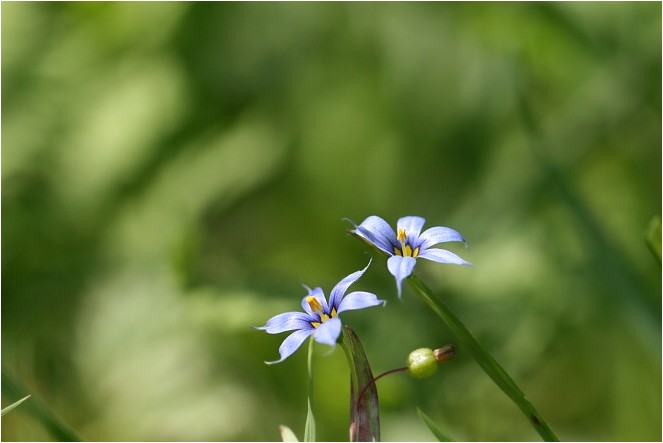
[1,370,82,441]
[645,216,661,265]
[416,407,453,442]
[407,275,559,442]
[341,326,380,442]
[280,425,299,442]
[1,395,31,417]
[303,337,316,442]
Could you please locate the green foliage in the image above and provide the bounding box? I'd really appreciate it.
[2,371,82,441]
[304,338,316,442]
[1,395,31,417]
[416,407,454,442]
[341,327,380,442]
[645,216,661,265]
[408,276,558,441]
[2,2,661,441]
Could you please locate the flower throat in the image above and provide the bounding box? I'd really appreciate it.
[307,296,336,328]
[394,228,420,258]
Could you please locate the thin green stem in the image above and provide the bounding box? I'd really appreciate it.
[407,275,559,442]
[304,337,316,442]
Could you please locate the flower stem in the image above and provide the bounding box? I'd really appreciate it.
[407,275,559,442]
[304,337,316,442]
[357,366,408,408]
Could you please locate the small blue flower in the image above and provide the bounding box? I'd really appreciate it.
[257,260,384,364]
[350,215,471,297]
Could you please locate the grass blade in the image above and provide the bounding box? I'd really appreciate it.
[645,216,661,265]
[2,369,83,441]
[1,395,31,417]
[416,406,453,442]
[280,424,299,442]
[407,275,559,441]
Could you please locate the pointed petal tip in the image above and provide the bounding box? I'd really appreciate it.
[343,217,363,237]
[454,256,473,267]
[342,217,358,227]
[393,274,404,299]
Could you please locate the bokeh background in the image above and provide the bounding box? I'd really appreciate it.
[2,2,661,441]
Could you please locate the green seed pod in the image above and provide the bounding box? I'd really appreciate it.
[407,348,439,379]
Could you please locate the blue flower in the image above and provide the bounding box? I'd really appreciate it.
[350,215,470,297]
[257,260,385,364]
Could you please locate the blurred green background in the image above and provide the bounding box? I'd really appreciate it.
[2,2,661,441]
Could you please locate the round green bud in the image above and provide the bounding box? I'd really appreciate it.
[407,348,439,379]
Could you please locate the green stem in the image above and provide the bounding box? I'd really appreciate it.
[407,275,559,442]
[304,337,316,442]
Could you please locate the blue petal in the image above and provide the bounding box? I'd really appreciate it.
[397,216,426,239]
[301,286,329,314]
[418,248,471,266]
[328,259,372,310]
[387,255,416,298]
[313,317,342,346]
[266,329,315,365]
[337,291,385,314]
[353,216,397,255]
[257,311,314,334]
[417,226,466,250]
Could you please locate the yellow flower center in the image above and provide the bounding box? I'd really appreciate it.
[394,228,420,258]
[397,228,407,242]
[307,295,337,328]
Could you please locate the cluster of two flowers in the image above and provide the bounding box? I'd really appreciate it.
[256,215,470,364]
